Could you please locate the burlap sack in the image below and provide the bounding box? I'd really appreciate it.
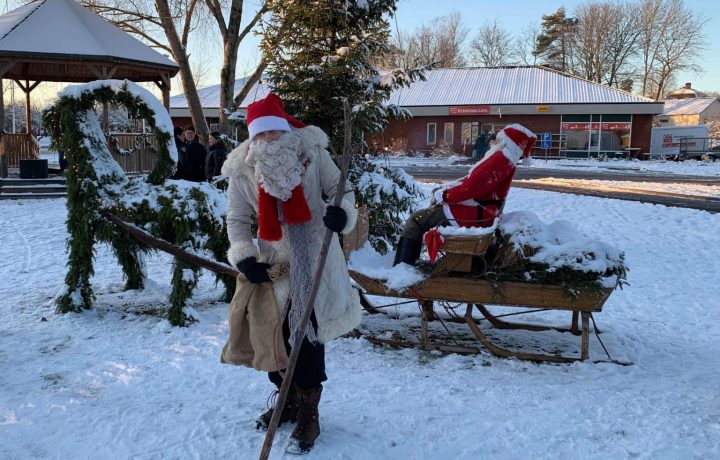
[220,263,290,372]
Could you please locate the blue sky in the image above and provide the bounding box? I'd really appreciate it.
[390,0,719,92]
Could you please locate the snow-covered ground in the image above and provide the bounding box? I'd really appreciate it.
[516,178,720,199]
[2,186,720,459]
[375,155,720,177]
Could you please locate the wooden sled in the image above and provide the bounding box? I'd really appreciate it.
[350,234,620,364]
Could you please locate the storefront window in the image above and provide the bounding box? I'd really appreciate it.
[560,114,632,158]
[444,122,454,144]
[461,122,479,144]
[426,123,436,144]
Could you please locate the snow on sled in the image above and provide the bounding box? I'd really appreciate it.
[348,211,628,364]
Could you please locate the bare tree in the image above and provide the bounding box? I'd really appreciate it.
[637,0,708,100]
[468,18,516,67]
[513,23,541,66]
[81,0,267,137]
[384,11,468,68]
[204,0,267,132]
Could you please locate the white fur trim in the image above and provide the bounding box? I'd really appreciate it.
[227,241,259,266]
[339,193,358,235]
[316,289,362,343]
[248,116,292,140]
[299,125,329,151]
[441,203,459,227]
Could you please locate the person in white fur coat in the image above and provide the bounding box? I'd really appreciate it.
[222,94,360,455]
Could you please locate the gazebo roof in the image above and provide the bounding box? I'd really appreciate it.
[0,0,178,82]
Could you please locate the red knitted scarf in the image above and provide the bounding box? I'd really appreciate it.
[257,185,311,241]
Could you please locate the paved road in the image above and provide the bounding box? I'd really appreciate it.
[403,164,720,184]
[401,165,720,213]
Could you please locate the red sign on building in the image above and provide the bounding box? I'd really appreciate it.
[448,105,491,115]
[561,122,631,131]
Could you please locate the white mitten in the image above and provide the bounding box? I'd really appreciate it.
[433,188,445,204]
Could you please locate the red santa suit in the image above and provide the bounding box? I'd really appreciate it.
[436,124,537,227]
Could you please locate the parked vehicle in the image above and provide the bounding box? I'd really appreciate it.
[650,125,710,159]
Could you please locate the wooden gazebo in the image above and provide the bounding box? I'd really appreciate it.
[0,0,179,176]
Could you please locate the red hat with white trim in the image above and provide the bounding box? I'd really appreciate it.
[246,93,305,140]
[501,124,537,158]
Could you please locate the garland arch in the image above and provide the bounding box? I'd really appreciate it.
[42,80,234,326]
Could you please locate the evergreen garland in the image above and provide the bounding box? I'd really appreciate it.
[43,81,234,326]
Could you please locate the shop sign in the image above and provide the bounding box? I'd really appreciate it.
[561,122,631,131]
[448,105,491,115]
[536,105,551,112]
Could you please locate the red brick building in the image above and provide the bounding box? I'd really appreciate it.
[375,66,663,159]
[170,66,664,159]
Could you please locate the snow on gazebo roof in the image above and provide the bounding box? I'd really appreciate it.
[0,0,178,81]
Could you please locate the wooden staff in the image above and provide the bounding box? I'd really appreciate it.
[259,101,355,459]
[100,210,240,278]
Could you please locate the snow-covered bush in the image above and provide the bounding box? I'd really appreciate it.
[349,155,425,254]
[43,80,233,326]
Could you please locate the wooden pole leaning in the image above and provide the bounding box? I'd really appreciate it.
[259,101,355,460]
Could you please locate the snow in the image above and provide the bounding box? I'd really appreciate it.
[59,80,178,163]
[2,184,720,458]
[348,243,425,290]
[517,178,720,199]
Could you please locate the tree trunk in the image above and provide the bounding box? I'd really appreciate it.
[155,0,209,141]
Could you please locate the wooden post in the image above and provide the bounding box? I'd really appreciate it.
[580,312,590,360]
[24,80,30,135]
[0,78,6,178]
[102,103,109,132]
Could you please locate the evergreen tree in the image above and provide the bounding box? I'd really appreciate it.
[259,0,430,253]
[533,7,577,72]
[259,0,427,148]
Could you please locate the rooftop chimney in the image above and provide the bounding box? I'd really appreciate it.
[685,82,692,89]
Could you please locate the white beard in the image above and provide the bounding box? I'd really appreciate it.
[246,130,305,201]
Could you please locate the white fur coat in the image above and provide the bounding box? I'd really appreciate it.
[222,126,361,343]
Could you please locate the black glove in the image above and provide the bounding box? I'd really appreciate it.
[236,257,271,284]
[323,205,347,233]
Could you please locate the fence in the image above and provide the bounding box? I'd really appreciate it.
[1,133,40,167]
[679,137,720,159]
[108,134,158,174]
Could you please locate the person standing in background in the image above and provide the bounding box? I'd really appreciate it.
[184,126,208,182]
[205,131,228,182]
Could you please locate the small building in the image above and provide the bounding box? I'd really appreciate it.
[377,66,663,158]
[665,82,706,99]
[655,98,720,127]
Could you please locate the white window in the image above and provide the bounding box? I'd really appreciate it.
[461,122,479,144]
[444,122,454,144]
[426,123,437,144]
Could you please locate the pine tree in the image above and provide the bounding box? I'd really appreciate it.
[259,0,427,148]
[259,0,430,253]
[533,7,577,73]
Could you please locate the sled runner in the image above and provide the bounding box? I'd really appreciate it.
[350,234,623,364]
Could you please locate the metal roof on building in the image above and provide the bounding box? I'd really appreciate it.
[387,66,656,106]
[662,97,719,115]
[170,78,268,110]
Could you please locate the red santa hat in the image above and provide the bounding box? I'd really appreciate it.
[500,124,537,158]
[246,93,305,140]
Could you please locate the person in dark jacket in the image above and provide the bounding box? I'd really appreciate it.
[184,126,208,182]
[172,126,191,180]
[205,131,227,181]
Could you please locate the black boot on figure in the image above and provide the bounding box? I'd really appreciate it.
[256,384,299,431]
[392,237,422,266]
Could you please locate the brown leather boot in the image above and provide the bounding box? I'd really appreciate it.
[286,385,322,454]
[256,385,298,431]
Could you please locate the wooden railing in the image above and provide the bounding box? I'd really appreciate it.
[1,133,41,167]
[108,134,158,174]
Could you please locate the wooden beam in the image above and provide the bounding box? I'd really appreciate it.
[0,60,17,79]
[0,79,6,178]
[85,63,104,79]
[25,80,31,134]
